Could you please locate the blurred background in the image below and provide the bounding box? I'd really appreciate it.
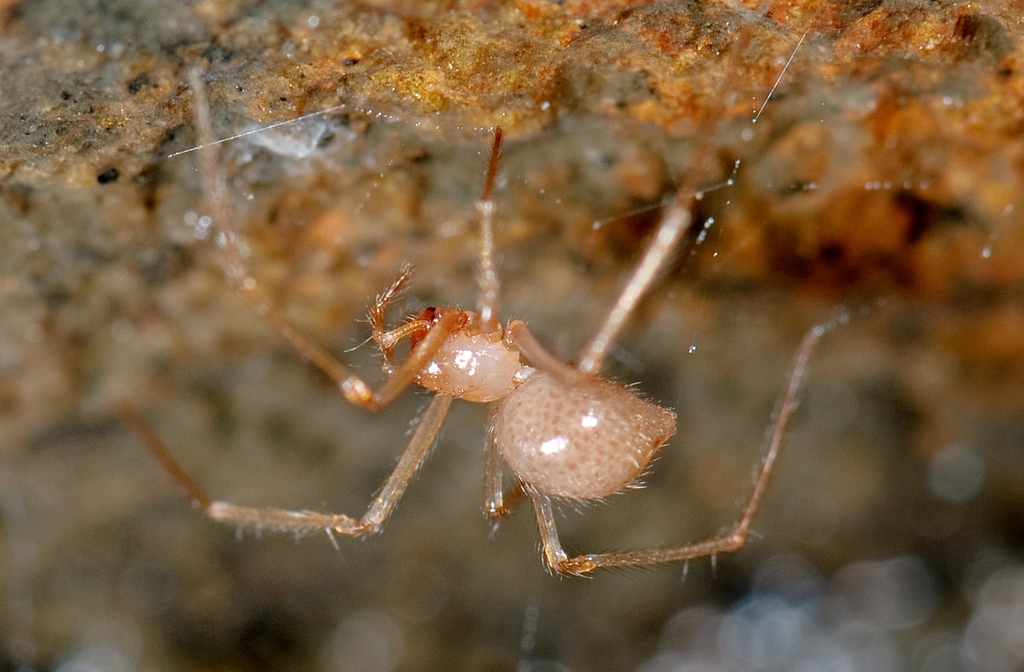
[1,1,1023,670]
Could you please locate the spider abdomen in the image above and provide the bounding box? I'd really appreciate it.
[492,373,676,500]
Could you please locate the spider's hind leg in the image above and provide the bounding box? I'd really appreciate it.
[528,324,825,576]
[124,393,454,539]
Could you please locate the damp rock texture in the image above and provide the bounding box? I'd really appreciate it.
[1,1,1023,671]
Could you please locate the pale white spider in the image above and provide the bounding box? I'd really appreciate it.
[125,67,825,576]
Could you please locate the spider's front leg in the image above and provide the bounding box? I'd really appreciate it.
[189,69,456,414]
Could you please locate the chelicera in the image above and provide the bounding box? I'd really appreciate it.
[126,68,825,576]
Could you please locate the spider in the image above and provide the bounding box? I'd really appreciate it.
[125,66,826,576]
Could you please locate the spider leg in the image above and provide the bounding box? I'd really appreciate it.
[124,394,453,537]
[575,28,758,375]
[483,405,525,520]
[188,69,456,412]
[529,324,824,576]
[476,127,503,334]
[222,262,457,411]
[505,320,582,384]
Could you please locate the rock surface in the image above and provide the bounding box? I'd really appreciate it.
[1,1,1023,671]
